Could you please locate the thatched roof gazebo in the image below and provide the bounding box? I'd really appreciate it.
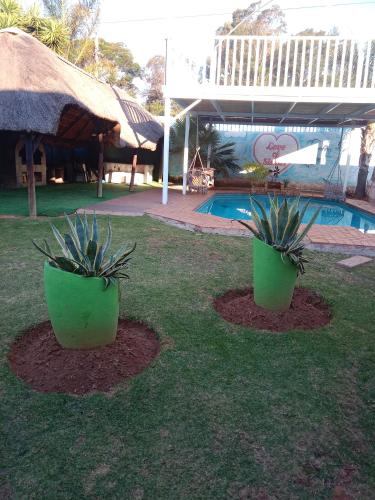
[0,27,163,216]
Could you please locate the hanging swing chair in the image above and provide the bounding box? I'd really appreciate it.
[187,118,215,194]
[323,128,346,202]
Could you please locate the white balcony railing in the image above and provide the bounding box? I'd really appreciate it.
[166,36,375,91]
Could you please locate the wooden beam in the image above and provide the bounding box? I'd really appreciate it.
[129,154,137,192]
[32,134,43,154]
[25,134,36,218]
[97,133,104,198]
[58,110,88,138]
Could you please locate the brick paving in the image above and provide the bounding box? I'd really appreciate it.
[81,187,375,249]
[346,198,375,215]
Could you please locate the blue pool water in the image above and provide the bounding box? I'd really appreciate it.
[196,194,375,231]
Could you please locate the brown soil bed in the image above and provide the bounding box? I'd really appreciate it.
[8,319,160,395]
[214,287,331,332]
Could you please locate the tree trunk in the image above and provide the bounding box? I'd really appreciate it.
[129,154,137,192]
[368,153,375,204]
[97,133,104,198]
[371,164,375,183]
[354,152,370,198]
[355,124,375,199]
[25,135,37,218]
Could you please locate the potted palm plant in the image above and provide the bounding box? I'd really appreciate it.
[33,214,136,349]
[239,196,320,312]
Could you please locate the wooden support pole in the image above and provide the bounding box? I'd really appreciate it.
[129,154,137,192]
[25,134,37,218]
[162,97,171,204]
[97,133,104,198]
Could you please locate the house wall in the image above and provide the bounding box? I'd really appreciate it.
[105,142,162,182]
[0,132,48,188]
[15,139,46,187]
[170,125,375,187]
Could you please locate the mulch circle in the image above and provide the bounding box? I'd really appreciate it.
[8,318,160,395]
[214,287,331,333]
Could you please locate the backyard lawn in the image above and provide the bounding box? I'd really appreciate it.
[0,183,154,217]
[1,215,375,498]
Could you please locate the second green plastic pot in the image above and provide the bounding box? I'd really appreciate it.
[44,262,119,349]
[252,237,298,312]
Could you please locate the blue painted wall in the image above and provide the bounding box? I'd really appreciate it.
[170,125,375,186]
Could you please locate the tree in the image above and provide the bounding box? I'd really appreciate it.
[216,2,286,36]
[83,38,142,94]
[355,124,375,199]
[0,0,142,93]
[41,0,100,64]
[214,3,286,86]
[143,55,165,115]
[0,0,69,53]
[170,118,239,177]
[214,5,344,87]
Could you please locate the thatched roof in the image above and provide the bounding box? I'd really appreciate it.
[0,28,163,150]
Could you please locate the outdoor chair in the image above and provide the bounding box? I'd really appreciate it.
[187,149,215,194]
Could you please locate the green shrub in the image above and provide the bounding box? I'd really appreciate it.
[33,214,136,288]
[239,196,320,274]
[241,163,270,182]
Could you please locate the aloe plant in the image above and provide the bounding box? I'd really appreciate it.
[239,196,320,274]
[33,213,136,288]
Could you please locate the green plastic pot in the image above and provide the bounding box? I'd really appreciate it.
[252,238,298,312]
[44,262,119,349]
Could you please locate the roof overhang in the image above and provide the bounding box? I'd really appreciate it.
[166,86,375,128]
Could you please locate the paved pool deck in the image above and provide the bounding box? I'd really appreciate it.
[79,187,375,255]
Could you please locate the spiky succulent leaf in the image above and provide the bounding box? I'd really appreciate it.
[251,196,269,226]
[239,195,320,275]
[249,198,265,238]
[238,220,259,237]
[102,219,112,258]
[33,214,136,286]
[64,213,80,250]
[91,213,99,244]
[53,257,77,273]
[83,213,90,241]
[269,198,279,244]
[50,223,69,257]
[64,234,81,262]
[32,239,56,261]
[260,219,273,244]
[86,240,98,266]
[94,245,106,272]
[288,207,320,252]
[75,214,87,253]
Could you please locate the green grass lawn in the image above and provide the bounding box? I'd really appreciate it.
[0,183,153,217]
[1,216,375,499]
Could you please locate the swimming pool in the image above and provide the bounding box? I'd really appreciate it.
[195,194,375,231]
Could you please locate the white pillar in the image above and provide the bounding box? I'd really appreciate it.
[343,128,353,195]
[182,111,190,195]
[162,97,171,204]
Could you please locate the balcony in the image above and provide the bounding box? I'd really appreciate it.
[164,36,375,128]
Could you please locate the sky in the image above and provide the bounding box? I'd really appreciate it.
[97,0,375,65]
[20,0,375,66]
